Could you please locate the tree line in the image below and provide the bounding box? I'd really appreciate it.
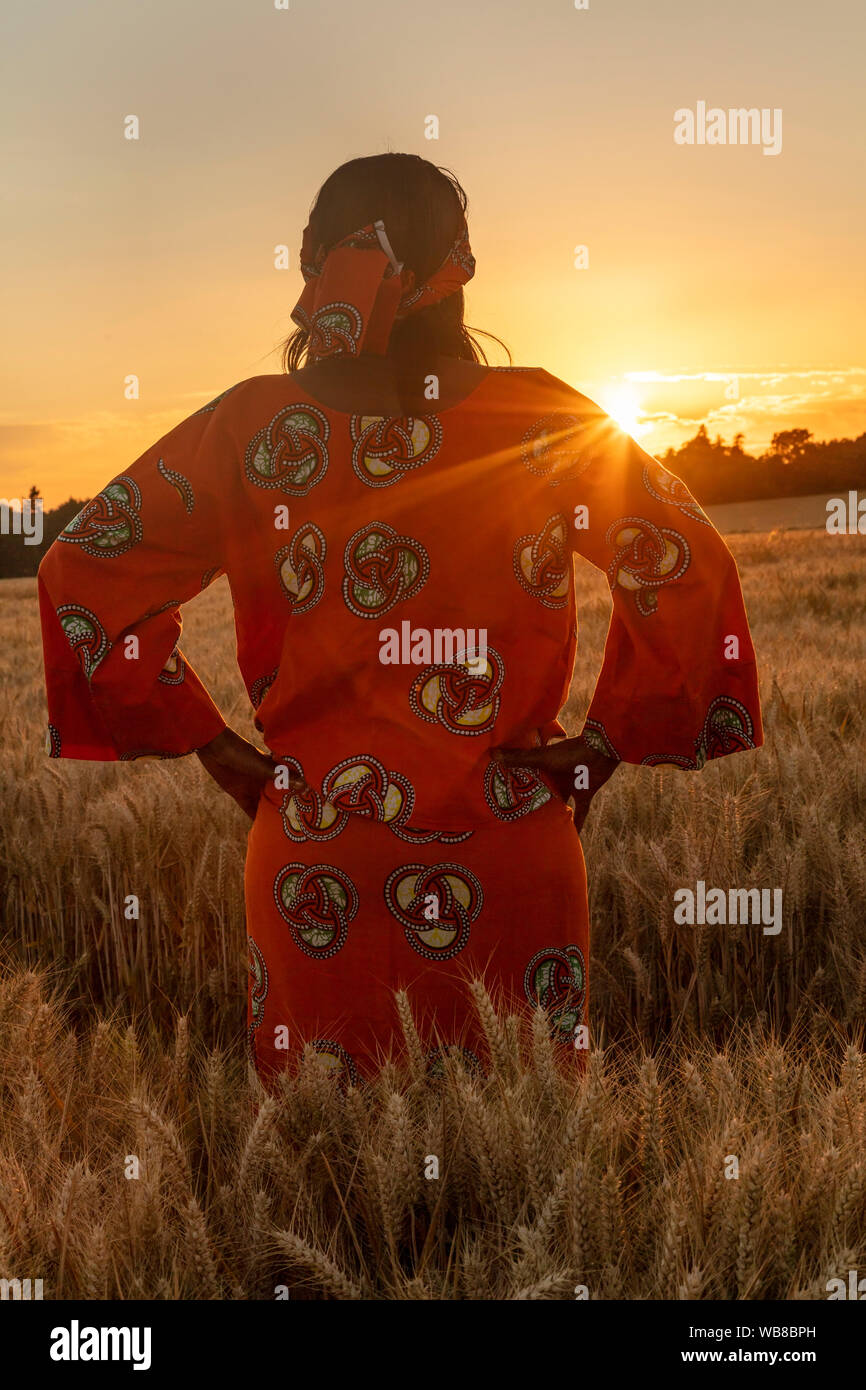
[659,426,866,505]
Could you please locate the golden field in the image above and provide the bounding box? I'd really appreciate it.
[1,529,865,1299]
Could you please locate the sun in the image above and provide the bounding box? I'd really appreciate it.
[602,385,643,438]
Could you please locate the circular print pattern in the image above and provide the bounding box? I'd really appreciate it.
[279,755,417,842]
[58,476,143,558]
[640,694,756,770]
[295,302,363,359]
[271,755,325,842]
[274,863,359,958]
[275,522,327,613]
[524,943,587,1043]
[56,603,110,682]
[245,405,330,495]
[250,667,278,710]
[521,413,600,486]
[280,788,346,843]
[483,761,551,821]
[606,516,690,616]
[409,646,504,737]
[384,862,483,960]
[582,717,621,763]
[698,694,756,763]
[513,513,570,608]
[642,460,711,526]
[342,521,429,618]
[322,755,415,828]
[350,414,442,487]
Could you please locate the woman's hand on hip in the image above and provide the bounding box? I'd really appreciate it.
[490,732,619,833]
[195,728,308,821]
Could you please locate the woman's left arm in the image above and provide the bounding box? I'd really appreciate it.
[38,387,249,763]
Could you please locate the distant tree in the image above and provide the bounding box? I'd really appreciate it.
[28,484,40,500]
[770,428,812,464]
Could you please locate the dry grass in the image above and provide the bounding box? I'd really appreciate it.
[2,969,865,1300]
[1,529,865,1298]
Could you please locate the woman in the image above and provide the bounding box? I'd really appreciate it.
[38,153,762,1083]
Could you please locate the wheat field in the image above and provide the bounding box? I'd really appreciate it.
[1,529,865,1299]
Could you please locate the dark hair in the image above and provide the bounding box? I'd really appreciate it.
[280,153,510,372]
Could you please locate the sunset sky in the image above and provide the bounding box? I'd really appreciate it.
[2,0,864,507]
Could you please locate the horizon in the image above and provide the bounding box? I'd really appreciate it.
[6,412,865,514]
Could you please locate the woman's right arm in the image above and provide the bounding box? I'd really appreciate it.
[495,396,762,822]
[561,400,763,772]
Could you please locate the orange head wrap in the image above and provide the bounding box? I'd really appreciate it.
[291,219,475,360]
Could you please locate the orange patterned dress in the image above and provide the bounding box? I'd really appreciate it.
[38,368,762,1081]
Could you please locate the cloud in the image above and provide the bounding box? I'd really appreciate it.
[616,369,866,453]
[624,368,866,384]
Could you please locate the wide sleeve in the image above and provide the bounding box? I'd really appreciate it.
[559,399,763,769]
[37,390,243,762]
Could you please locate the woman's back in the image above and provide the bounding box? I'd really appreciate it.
[38,362,759,836]
[232,363,584,831]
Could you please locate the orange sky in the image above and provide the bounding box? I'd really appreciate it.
[2,0,864,507]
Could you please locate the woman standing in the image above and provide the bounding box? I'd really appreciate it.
[38,153,762,1083]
